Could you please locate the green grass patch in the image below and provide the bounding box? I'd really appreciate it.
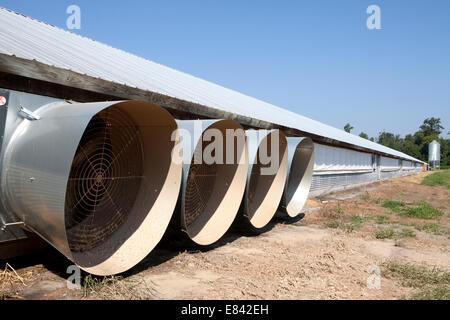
[342,224,356,233]
[414,223,440,234]
[382,262,450,300]
[410,286,450,300]
[375,216,390,224]
[382,199,444,220]
[324,220,354,233]
[324,215,368,233]
[361,191,370,200]
[382,200,406,213]
[383,262,450,287]
[375,227,416,239]
[375,229,396,239]
[83,275,123,295]
[324,221,341,229]
[421,170,450,189]
[400,201,444,219]
[398,228,416,238]
[373,198,382,205]
[349,214,367,228]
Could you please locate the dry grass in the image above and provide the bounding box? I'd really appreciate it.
[82,274,157,300]
[1,172,448,300]
[382,262,450,300]
[0,263,29,300]
[318,203,344,219]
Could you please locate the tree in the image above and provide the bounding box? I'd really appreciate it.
[419,117,443,137]
[439,137,450,166]
[413,131,424,147]
[344,123,354,133]
[377,131,402,150]
[359,132,369,139]
[340,117,448,165]
[400,134,421,159]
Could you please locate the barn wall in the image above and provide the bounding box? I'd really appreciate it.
[310,143,422,197]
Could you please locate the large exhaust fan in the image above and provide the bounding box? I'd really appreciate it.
[176,120,248,245]
[241,130,288,229]
[0,99,181,276]
[280,137,315,217]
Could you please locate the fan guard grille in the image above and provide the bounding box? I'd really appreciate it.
[184,161,218,228]
[65,107,144,253]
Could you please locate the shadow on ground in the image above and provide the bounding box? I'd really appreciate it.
[1,211,306,280]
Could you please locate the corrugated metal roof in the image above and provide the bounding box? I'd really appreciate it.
[0,7,422,163]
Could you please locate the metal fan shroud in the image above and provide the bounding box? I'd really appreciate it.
[65,106,144,253]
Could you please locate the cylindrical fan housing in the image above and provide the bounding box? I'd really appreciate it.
[177,120,248,245]
[281,137,315,217]
[0,100,182,276]
[242,129,288,229]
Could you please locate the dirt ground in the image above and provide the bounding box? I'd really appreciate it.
[1,171,449,300]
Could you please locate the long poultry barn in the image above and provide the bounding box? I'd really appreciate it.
[0,8,423,275]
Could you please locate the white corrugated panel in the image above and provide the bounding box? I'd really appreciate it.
[314,144,373,174]
[380,156,401,171]
[0,8,423,163]
[402,160,415,170]
[311,171,378,194]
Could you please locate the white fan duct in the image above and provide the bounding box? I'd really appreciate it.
[242,129,289,229]
[281,138,315,217]
[176,120,248,245]
[0,100,182,276]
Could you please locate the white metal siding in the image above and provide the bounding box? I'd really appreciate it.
[380,156,401,171]
[314,144,373,174]
[311,171,377,193]
[402,160,414,170]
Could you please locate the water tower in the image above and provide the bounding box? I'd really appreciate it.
[428,140,441,170]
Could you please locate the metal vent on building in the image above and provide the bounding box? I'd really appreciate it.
[65,107,144,253]
[184,162,218,228]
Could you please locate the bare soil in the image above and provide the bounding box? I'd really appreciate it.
[1,172,449,300]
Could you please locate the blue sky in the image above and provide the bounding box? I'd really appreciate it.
[1,0,449,138]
